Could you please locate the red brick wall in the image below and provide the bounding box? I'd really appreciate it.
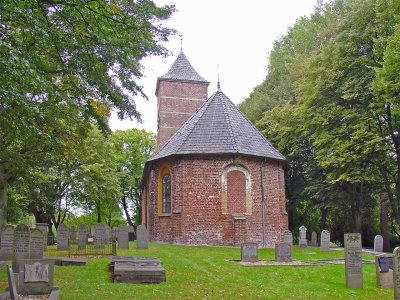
[156,80,208,150]
[142,155,288,248]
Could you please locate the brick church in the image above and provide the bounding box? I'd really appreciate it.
[140,51,288,247]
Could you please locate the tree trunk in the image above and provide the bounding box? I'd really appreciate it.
[97,206,101,223]
[319,207,328,232]
[0,168,8,227]
[121,195,134,228]
[380,191,391,251]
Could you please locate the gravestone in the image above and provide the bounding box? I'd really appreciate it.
[298,225,307,248]
[70,226,77,244]
[394,247,400,299]
[311,231,318,247]
[6,265,18,300]
[128,226,135,241]
[117,225,129,250]
[275,243,292,262]
[30,228,44,259]
[104,224,112,242]
[375,254,393,288]
[35,223,48,251]
[57,224,69,251]
[320,230,330,251]
[14,224,30,261]
[12,258,54,295]
[78,225,88,250]
[93,224,107,249]
[136,225,148,250]
[344,233,363,288]
[283,230,293,246]
[241,243,258,262]
[374,235,383,253]
[0,226,15,260]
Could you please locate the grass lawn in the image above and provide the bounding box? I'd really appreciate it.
[0,242,393,299]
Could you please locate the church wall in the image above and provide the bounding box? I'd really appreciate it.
[144,155,288,247]
[157,80,208,150]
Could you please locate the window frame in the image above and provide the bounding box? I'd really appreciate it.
[158,165,173,216]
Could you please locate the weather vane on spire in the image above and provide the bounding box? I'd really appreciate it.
[217,64,221,90]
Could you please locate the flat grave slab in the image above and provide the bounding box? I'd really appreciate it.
[110,256,166,284]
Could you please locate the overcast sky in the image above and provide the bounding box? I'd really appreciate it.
[109,0,317,133]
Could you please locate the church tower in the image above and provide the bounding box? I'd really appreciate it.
[155,51,209,150]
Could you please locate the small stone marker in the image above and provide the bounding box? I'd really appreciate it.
[241,242,258,262]
[311,231,318,247]
[0,225,15,260]
[57,224,69,251]
[70,226,77,244]
[30,228,44,259]
[136,225,148,249]
[7,265,18,300]
[299,225,307,248]
[375,254,393,288]
[393,247,400,299]
[275,243,292,262]
[374,235,383,253]
[320,230,330,251]
[35,223,48,251]
[283,230,293,246]
[14,224,30,261]
[78,225,88,250]
[344,233,363,289]
[117,225,129,250]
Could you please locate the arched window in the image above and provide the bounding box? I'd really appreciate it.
[158,165,172,216]
[162,174,171,213]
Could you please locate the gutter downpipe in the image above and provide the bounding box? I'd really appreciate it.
[260,159,266,248]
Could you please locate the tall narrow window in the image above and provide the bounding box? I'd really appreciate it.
[162,174,171,213]
[158,165,172,216]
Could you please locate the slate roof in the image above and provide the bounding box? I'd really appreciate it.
[156,51,209,95]
[149,88,285,162]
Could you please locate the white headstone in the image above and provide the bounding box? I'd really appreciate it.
[374,235,383,252]
[320,230,330,251]
[299,225,307,248]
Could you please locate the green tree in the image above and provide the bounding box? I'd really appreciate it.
[111,128,156,228]
[0,0,175,225]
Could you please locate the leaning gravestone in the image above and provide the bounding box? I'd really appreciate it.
[14,224,30,261]
[117,225,129,250]
[35,223,48,251]
[137,225,148,250]
[283,230,293,246]
[375,253,393,288]
[57,224,69,251]
[30,228,44,259]
[70,226,77,244]
[0,226,15,260]
[311,231,318,247]
[374,235,383,253]
[275,243,292,262]
[320,230,330,251]
[78,225,88,250]
[241,242,258,262]
[394,247,400,299]
[299,225,307,248]
[93,224,107,249]
[6,265,18,300]
[344,233,363,288]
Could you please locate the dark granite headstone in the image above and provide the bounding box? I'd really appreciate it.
[241,242,258,262]
[344,233,363,289]
[0,226,15,260]
[57,224,69,251]
[375,254,393,288]
[29,228,44,259]
[14,224,30,261]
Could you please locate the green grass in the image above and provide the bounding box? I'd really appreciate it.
[0,243,393,299]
